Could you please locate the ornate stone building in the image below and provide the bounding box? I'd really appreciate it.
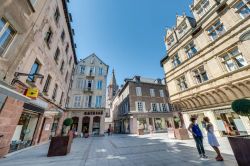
[161,0,250,137]
[67,54,109,136]
[0,0,76,157]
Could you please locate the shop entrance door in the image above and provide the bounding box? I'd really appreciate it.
[92,116,100,135]
[71,117,79,132]
[10,112,39,153]
[82,117,90,134]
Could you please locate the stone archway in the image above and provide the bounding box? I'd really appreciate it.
[71,117,79,131]
[82,116,90,134]
[92,116,101,135]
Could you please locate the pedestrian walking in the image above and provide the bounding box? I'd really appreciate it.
[188,116,207,159]
[203,117,224,161]
[107,128,111,136]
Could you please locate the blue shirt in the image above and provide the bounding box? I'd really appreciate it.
[192,123,203,137]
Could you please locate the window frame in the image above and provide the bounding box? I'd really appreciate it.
[43,74,52,93]
[172,54,181,68]
[207,20,226,41]
[0,17,16,57]
[196,0,211,18]
[192,65,209,84]
[136,87,142,96]
[185,41,198,59]
[52,84,58,100]
[54,47,60,64]
[150,89,155,97]
[27,61,40,82]
[44,27,53,48]
[220,47,248,72]
[176,75,188,91]
[233,0,250,19]
[54,6,60,24]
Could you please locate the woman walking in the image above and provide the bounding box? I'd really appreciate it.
[203,117,224,161]
[188,117,207,158]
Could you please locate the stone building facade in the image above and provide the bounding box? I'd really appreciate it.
[113,76,175,134]
[0,0,76,157]
[67,54,108,136]
[161,0,250,137]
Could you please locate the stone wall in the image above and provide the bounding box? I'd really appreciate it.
[0,97,24,157]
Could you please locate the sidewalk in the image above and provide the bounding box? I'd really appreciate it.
[0,134,238,166]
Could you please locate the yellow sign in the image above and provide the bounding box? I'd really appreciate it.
[26,87,39,99]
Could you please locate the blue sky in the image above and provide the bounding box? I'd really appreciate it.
[68,0,192,85]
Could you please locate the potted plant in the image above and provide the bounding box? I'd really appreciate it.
[47,118,74,157]
[228,99,250,166]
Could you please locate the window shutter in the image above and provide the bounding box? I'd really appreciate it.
[156,103,160,112]
[166,103,170,112]
[143,102,146,112]
[135,102,138,112]
[85,96,89,107]
[92,80,95,90]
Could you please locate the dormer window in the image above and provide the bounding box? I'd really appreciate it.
[196,0,210,18]
[167,35,175,47]
[178,23,188,36]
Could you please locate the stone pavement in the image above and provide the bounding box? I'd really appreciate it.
[0,133,238,166]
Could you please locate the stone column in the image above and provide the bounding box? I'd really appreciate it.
[100,115,105,135]
[78,116,83,134]
[146,118,149,132]
[129,117,137,134]
[182,113,192,137]
[89,116,93,135]
[152,118,156,131]
[161,118,166,130]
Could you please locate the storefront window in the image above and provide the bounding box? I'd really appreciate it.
[10,112,39,153]
[137,118,147,131]
[215,111,247,136]
[154,118,163,131]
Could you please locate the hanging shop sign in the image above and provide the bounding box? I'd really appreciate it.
[25,87,39,99]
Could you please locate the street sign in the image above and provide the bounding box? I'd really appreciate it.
[26,87,39,99]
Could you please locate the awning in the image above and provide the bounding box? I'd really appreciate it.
[23,102,45,114]
[0,83,30,102]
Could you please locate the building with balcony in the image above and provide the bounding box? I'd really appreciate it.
[67,54,108,136]
[112,76,176,134]
[161,0,250,137]
[0,0,77,157]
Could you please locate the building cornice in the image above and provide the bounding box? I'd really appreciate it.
[62,0,77,64]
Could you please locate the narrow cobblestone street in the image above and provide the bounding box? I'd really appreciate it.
[0,134,237,166]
